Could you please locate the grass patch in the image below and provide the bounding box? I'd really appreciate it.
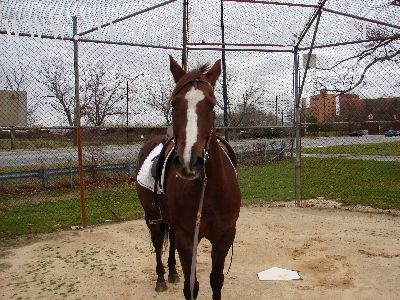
[0,183,142,243]
[1,157,399,242]
[303,141,400,156]
[302,158,400,209]
[239,160,295,204]
[0,139,72,151]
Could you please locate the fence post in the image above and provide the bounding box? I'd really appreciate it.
[126,162,134,177]
[40,160,49,188]
[294,46,302,208]
[10,128,16,150]
[73,16,87,227]
[69,159,73,188]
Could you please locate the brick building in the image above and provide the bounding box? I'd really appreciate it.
[364,97,400,121]
[339,93,366,122]
[309,90,336,123]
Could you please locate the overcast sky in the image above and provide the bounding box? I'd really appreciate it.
[0,0,399,126]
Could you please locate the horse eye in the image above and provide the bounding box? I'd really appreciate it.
[171,101,176,109]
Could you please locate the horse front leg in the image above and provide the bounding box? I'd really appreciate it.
[167,228,180,284]
[175,230,199,300]
[210,227,236,300]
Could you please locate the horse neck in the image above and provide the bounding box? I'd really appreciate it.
[205,134,225,178]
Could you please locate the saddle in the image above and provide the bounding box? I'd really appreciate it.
[151,127,175,202]
[150,128,237,203]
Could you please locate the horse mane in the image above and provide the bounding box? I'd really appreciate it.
[166,63,211,109]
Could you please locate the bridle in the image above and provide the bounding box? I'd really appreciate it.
[170,77,215,164]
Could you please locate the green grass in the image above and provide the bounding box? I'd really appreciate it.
[0,184,142,243]
[239,160,295,203]
[302,158,400,209]
[1,157,399,243]
[303,141,400,156]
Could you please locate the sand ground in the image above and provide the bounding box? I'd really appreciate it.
[1,205,399,300]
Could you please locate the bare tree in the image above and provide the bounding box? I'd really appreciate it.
[215,74,266,127]
[38,58,76,126]
[39,59,142,128]
[1,64,25,91]
[81,65,133,127]
[314,5,400,95]
[143,80,173,125]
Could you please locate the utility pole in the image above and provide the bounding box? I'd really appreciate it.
[220,0,229,141]
[275,95,278,125]
[294,46,302,208]
[182,0,188,71]
[126,81,129,144]
[73,16,87,227]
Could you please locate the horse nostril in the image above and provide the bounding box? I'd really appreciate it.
[173,155,184,171]
[192,155,205,172]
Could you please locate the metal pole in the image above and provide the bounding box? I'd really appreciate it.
[293,46,302,208]
[222,0,319,9]
[299,10,322,100]
[78,0,178,36]
[187,47,294,53]
[220,0,229,141]
[182,0,188,71]
[299,34,400,50]
[322,7,400,31]
[275,95,278,125]
[73,16,87,227]
[296,0,328,47]
[126,81,129,144]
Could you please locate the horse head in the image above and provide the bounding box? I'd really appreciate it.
[168,56,221,180]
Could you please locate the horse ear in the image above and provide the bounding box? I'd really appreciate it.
[169,55,186,83]
[206,59,221,88]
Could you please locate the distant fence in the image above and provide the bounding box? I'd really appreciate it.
[0,139,293,188]
[0,162,136,188]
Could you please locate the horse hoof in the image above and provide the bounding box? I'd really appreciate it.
[168,273,180,284]
[155,281,168,292]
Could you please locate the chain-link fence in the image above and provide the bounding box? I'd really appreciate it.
[1,0,399,240]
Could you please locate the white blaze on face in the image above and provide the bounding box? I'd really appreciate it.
[183,86,205,170]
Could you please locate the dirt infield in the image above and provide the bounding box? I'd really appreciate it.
[1,205,399,300]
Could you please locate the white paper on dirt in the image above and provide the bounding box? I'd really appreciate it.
[258,267,302,281]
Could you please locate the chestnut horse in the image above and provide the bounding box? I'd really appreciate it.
[136,56,241,300]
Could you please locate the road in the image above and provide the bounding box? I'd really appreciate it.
[0,135,399,168]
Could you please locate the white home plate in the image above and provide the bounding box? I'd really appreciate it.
[258,267,302,281]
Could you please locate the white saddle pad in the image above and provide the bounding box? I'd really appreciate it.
[136,143,173,194]
[136,140,236,193]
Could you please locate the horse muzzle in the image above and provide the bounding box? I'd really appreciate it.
[173,153,205,180]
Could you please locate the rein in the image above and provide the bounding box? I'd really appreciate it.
[190,129,213,300]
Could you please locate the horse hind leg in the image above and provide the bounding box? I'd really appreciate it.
[167,228,180,284]
[148,221,168,292]
[210,227,236,300]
